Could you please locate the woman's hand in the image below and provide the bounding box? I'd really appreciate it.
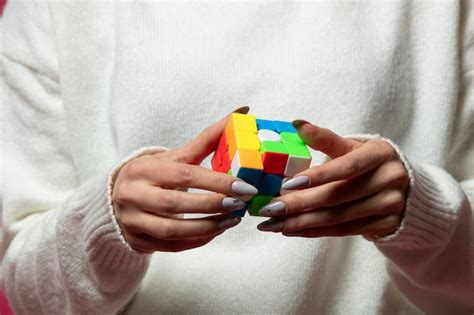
[257,121,409,239]
[112,107,258,253]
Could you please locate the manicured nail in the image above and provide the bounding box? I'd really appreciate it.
[258,201,286,217]
[233,106,250,114]
[257,219,284,232]
[282,175,311,190]
[292,119,310,129]
[222,197,246,212]
[219,217,241,229]
[231,181,258,201]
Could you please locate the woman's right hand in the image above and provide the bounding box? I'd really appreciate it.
[112,107,257,253]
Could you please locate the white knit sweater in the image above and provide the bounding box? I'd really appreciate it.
[1,1,473,314]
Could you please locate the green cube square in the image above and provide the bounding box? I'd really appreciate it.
[247,195,274,216]
[284,142,311,158]
[280,132,304,144]
[260,141,288,155]
[227,169,233,176]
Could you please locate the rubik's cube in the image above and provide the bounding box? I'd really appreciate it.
[212,113,312,216]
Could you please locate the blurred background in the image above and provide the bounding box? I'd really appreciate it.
[1,1,14,313]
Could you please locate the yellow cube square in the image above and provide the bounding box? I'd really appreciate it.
[228,131,260,160]
[236,149,264,170]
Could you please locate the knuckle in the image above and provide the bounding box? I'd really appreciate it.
[285,194,302,213]
[117,211,136,232]
[343,156,361,176]
[322,208,344,224]
[215,174,231,191]
[325,184,345,206]
[311,167,325,185]
[384,190,406,211]
[158,193,177,213]
[177,164,195,186]
[154,220,175,240]
[382,214,401,230]
[205,194,222,213]
[123,160,144,178]
[112,183,135,205]
[388,164,409,187]
[375,140,396,158]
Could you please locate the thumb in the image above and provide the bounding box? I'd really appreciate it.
[177,106,250,165]
[292,120,361,159]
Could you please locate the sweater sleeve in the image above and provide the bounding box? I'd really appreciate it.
[0,3,152,314]
[370,5,474,313]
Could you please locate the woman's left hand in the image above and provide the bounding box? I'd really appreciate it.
[257,121,410,239]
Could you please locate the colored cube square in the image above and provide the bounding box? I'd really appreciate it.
[256,119,277,131]
[221,149,232,173]
[280,132,304,144]
[226,113,258,134]
[262,152,289,175]
[284,142,311,158]
[248,195,274,216]
[211,152,222,172]
[283,143,312,177]
[256,174,283,196]
[231,150,263,186]
[260,141,289,175]
[228,131,260,161]
[274,121,297,133]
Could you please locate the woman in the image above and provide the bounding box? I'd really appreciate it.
[1,1,472,314]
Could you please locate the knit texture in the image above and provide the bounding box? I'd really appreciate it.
[1,1,473,314]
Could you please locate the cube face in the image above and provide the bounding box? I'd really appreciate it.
[256,119,277,131]
[261,152,289,175]
[248,195,274,216]
[211,113,312,216]
[228,131,260,159]
[256,174,283,196]
[284,155,312,177]
[231,150,263,186]
[274,121,297,133]
[280,132,304,144]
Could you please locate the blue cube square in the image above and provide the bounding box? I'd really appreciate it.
[274,121,297,133]
[256,119,277,132]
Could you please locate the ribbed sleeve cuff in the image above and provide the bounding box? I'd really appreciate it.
[370,140,462,251]
[61,146,169,273]
[106,146,169,253]
[373,161,461,250]
[345,134,461,250]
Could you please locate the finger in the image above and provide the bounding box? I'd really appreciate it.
[115,182,246,214]
[281,214,401,238]
[282,140,398,189]
[292,121,360,158]
[125,231,223,253]
[172,106,250,165]
[120,211,241,241]
[257,189,405,233]
[120,159,258,199]
[261,160,408,217]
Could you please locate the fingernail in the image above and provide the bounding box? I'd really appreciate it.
[221,197,246,212]
[257,219,284,232]
[219,217,241,229]
[258,201,286,217]
[233,106,250,114]
[231,181,258,201]
[292,119,310,129]
[282,175,311,190]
